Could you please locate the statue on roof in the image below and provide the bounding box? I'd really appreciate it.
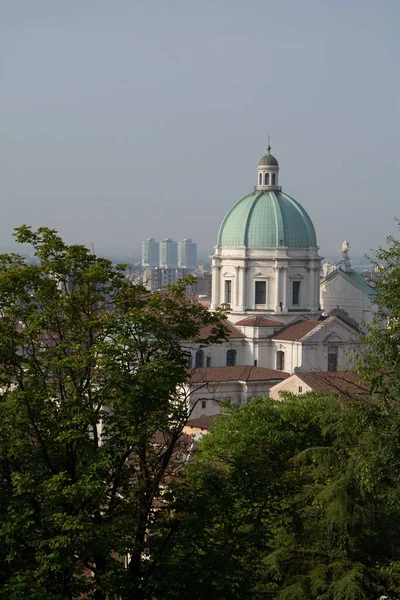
[338,239,352,271]
[340,239,351,254]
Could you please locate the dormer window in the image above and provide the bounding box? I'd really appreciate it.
[264,172,269,185]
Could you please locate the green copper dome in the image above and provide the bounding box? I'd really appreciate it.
[217,190,317,248]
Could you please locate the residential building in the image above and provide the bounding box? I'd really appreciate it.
[141,238,159,268]
[143,268,190,291]
[159,238,178,268]
[178,239,197,270]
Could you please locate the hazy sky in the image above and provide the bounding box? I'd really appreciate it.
[1,0,399,257]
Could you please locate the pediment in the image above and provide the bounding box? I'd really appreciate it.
[304,318,361,344]
[289,272,304,280]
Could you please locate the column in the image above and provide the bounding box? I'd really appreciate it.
[275,266,281,313]
[239,266,246,311]
[308,267,315,310]
[315,267,321,310]
[282,268,288,312]
[234,266,239,310]
[211,265,221,310]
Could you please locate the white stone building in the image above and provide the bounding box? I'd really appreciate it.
[320,246,378,333]
[211,145,321,325]
[182,145,366,417]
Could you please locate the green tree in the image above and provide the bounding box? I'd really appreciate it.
[155,395,400,600]
[0,226,225,599]
[356,224,400,403]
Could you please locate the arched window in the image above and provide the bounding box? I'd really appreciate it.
[271,173,276,185]
[226,349,237,366]
[259,173,262,185]
[276,351,285,371]
[195,349,204,368]
[264,172,269,185]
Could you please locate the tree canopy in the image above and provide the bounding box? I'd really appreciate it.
[151,229,400,600]
[155,395,400,599]
[0,226,225,599]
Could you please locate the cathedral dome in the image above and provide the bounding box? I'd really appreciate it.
[217,190,317,248]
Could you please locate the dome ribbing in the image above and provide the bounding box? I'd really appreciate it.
[258,153,279,167]
[217,190,317,248]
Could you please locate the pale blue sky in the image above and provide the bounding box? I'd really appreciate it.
[1,0,399,256]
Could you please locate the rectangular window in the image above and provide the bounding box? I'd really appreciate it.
[225,280,232,304]
[298,385,303,393]
[255,280,266,304]
[206,356,212,367]
[276,351,285,371]
[201,400,207,409]
[328,351,338,372]
[292,281,301,305]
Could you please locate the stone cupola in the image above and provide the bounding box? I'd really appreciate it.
[256,145,281,191]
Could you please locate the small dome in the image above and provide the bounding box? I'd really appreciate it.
[258,153,279,167]
[217,190,316,248]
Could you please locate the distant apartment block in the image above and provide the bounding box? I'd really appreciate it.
[159,238,178,268]
[192,271,212,296]
[178,239,197,270]
[143,268,190,291]
[142,238,159,268]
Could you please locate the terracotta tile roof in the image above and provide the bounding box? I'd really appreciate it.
[235,316,283,327]
[185,415,219,431]
[272,319,323,341]
[296,371,367,395]
[188,366,290,384]
[197,320,244,340]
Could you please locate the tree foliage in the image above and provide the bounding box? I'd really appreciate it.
[155,395,400,599]
[356,223,400,402]
[0,226,225,599]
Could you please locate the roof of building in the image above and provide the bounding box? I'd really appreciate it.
[197,320,244,340]
[217,190,317,248]
[235,316,283,328]
[322,267,378,298]
[272,319,323,341]
[188,366,290,383]
[258,152,279,167]
[185,415,219,431]
[295,371,367,396]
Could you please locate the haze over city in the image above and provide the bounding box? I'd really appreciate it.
[1,0,399,257]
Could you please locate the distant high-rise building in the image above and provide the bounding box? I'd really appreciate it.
[159,238,178,268]
[178,239,197,270]
[142,238,159,268]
